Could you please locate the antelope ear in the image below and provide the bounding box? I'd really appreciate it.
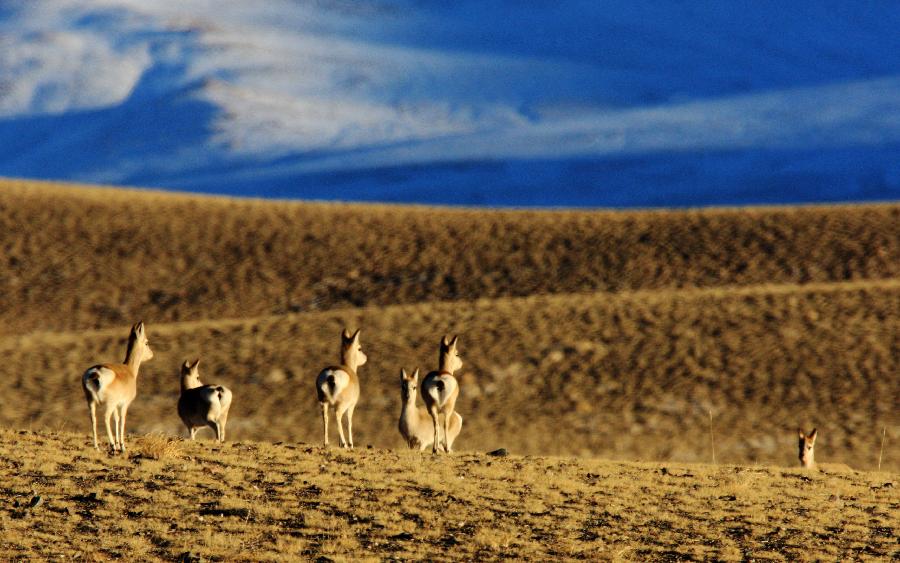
[191,358,201,370]
[450,335,459,347]
[441,335,450,347]
[341,328,352,340]
[412,368,419,380]
[808,428,817,442]
[798,430,805,439]
[133,321,145,335]
[182,360,191,370]
[351,329,361,343]
[400,368,408,380]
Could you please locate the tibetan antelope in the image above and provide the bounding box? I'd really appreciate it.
[177,359,233,442]
[315,329,365,448]
[798,428,817,469]
[421,335,462,454]
[399,368,462,452]
[81,321,154,452]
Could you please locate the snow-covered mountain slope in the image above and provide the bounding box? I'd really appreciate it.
[1,1,899,207]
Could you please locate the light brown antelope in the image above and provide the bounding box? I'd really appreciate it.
[421,335,462,454]
[316,329,365,448]
[81,321,154,452]
[399,368,462,452]
[798,428,817,469]
[177,359,233,442]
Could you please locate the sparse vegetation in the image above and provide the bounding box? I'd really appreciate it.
[0,429,896,561]
[0,179,898,559]
[1,279,896,469]
[1,179,897,335]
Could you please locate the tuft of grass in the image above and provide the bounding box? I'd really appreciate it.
[134,433,183,460]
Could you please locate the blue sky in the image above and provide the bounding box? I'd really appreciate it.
[1,1,899,207]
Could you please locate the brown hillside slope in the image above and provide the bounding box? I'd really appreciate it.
[1,430,896,561]
[2,178,898,335]
[3,280,897,470]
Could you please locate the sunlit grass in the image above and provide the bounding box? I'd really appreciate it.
[0,429,895,561]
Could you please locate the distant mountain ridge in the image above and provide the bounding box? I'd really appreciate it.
[1,1,899,206]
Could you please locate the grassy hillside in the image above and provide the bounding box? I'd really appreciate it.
[1,179,898,472]
[2,178,898,336]
[0,429,896,561]
[2,179,899,560]
[3,279,897,470]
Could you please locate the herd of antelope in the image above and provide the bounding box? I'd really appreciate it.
[80,322,466,457]
[81,322,820,467]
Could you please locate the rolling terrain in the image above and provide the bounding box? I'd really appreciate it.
[1,179,898,469]
[2,179,898,335]
[0,179,898,559]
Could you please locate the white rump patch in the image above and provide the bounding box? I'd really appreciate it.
[317,368,349,404]
[427,375,458,408]
[83,366,115,388]
[82,366,117,402]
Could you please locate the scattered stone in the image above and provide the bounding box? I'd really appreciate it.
[487,448,508,457]
[29,495,43,509]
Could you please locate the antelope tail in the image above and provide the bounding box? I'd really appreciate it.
[320,374,337,403]
[84,369,103,403]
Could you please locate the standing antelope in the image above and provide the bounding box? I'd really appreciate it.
[177,359,233,442]
[81,321,154,452]
[399,368,462,452]
[315,329,365,448]
[421,335,462,454]
[798,428,817,469]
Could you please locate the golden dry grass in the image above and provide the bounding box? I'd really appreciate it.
[1,279,896,470]
[0,429,896,561]
[1,178,899,559]
[1,178,898,335]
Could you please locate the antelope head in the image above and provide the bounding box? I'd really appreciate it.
[180,358,202,391]
[340,329,367,369]
[400,368,420,403]
[439,335,462,373]
[798,428,817,468]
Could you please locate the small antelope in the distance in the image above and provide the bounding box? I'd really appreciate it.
[316,329,365,448]
[421,335,463,454]
[178,359,233,442]
[798,428,817,469]
[399,368,462,452]
[81,321,154,452]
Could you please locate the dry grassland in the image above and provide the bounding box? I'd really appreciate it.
[1,278,897,470]
[1,179,899,559]
[1,179,897,335]
[0,429,896,561]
